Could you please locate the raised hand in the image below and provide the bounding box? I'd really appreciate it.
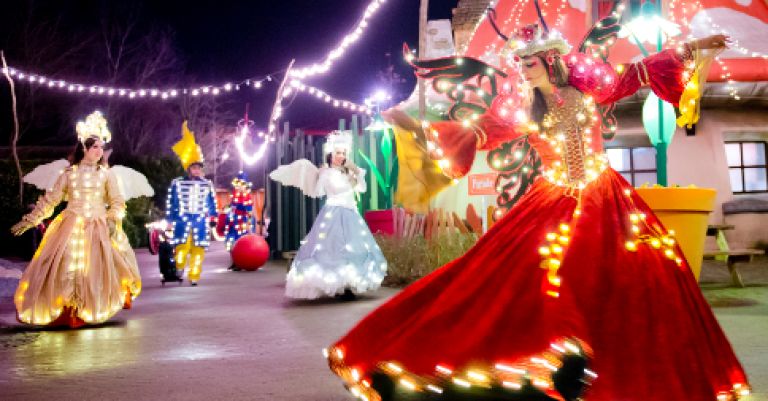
[11,221,32,236]
[695,34,730,50]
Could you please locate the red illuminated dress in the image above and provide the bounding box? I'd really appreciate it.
[326,45,749,401]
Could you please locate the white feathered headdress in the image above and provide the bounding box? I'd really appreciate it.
[323,130,354,156]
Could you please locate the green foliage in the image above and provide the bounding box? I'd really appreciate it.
[121,197,153,248]
[110,156,183,210]
[0,160,46,257]
[110,156,181,247]
[376,233,478,287]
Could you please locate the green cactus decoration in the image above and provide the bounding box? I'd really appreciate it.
[358,126,397,210]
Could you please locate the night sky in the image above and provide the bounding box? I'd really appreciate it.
[0,0,458,141]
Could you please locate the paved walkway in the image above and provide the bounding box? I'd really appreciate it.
[0,244,765,400]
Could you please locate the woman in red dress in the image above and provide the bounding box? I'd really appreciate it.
[326,25,749,401]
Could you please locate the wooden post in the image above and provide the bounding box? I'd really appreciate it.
[274,124,284,252]
[297,129,307,238]
[2,51,23,205]
[418,0,429,121]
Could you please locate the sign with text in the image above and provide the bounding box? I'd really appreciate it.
[468,173,499,196]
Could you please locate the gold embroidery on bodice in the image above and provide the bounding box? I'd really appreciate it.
[537,87,608,188]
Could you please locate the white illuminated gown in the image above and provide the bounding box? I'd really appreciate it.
[285,167,387,299]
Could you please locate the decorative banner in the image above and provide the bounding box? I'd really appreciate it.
[468,173,499,196]
[424,19,456,59]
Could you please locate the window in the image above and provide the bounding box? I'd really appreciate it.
[726,141,768,193]
[606,146,657,186]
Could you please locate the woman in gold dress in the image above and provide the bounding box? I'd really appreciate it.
[11,111,141,328]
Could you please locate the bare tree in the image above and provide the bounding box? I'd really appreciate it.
[92,14,184,157]
[1,2,97,204]
[179,95,240,185]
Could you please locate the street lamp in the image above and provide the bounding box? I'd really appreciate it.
[364,89,393,132]
[622,1,681,186]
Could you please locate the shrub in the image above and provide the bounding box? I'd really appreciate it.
[376,233,478,286]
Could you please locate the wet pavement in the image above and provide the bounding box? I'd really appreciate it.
[0,244,766,400]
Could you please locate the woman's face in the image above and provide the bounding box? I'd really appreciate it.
[521,56,548,88]
[84,139,104,164]
[331,148,346,167]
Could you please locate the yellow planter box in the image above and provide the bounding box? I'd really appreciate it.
[635,187,716,281]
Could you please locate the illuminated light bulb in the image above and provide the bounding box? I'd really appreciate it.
[625,241,638,251]
[386,362,402,373]
[650,238,662,249]
[502,381,522,390]
[664,249,675,259]
[539,246,551,256]
[546,232,557,241]
[435,365,453,375]
[558,236,569,245]
[426,384,443,394]
[467,371,488,382]
[452,378,471,388]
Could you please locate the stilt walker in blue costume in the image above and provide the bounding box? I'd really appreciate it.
[166,122,218,286]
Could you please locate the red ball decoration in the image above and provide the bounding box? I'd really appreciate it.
[231,234,270,271]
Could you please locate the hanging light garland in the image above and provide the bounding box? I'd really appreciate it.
[289,0,389,79]
[287,79,372,114]
[0,65,273,100]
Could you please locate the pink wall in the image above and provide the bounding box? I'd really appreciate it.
[613,108,768,248]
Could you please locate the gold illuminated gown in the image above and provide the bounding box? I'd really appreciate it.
[15,162,142,327]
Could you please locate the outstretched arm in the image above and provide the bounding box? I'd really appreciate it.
[594,35,729,105]
[11,170,68,236]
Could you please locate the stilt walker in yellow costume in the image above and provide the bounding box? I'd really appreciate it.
[11,111,142,328]
[166,122,218,286]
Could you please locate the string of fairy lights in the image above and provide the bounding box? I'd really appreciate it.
[288,0,389,79]
[1,0,387,164]
[1,0,390,105]
[0,65,275,99]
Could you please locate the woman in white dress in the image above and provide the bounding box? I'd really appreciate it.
[270,131,387,300]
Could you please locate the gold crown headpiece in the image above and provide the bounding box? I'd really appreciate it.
[76,111,112,144]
